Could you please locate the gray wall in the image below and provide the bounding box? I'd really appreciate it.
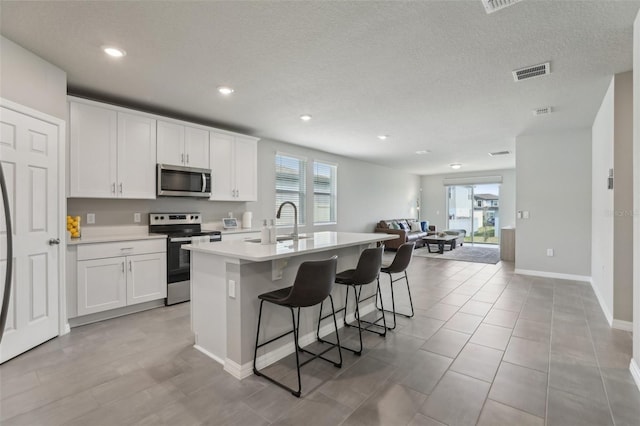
[420,169,516,233]
[515,128,592,277]
[613,71,634,324]
[0,36,67,119]
[69,138,421,234]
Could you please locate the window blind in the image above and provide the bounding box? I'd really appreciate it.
[275,154,306,226]
[313,161,337,224]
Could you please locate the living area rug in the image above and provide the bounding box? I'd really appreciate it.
[413,245,501,264]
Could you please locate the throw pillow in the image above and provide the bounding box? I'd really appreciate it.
[410,221,422,232]
[421,221,429,232]
[390,221,399,230]
[398,222,407,230]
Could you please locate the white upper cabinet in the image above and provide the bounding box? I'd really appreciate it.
[210,132,258,201]
[69,99,156,199]
[157,120,209,169]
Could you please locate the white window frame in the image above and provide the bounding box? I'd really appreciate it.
[275,152,307,227]
[313,160,337,225]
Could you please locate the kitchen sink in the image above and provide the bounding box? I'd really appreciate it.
[244,235,313,243]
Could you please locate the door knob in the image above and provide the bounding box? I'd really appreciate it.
[48,238,60,245]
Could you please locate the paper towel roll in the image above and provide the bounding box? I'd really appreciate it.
[242,211,253,229]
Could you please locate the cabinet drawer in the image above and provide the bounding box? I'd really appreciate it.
[78,239,166,260]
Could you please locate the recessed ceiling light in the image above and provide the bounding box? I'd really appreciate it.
[415,150,431,155]
[217,86,234,96]
[300,114,312,121]
[102,46,126,58]
[450,163,462,169]
[378,135,389,140]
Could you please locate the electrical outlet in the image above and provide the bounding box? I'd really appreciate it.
[547,248,554,257]
[134,213,141,223]
[87,213,95,224]
[523,211,530,219]
[228,280,236,298]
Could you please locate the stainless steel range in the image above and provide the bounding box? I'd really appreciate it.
[149,213,221,305]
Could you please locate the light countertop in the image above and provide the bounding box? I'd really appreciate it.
[183,231,398,262]
[67,232,167,245]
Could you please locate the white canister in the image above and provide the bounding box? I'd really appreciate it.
[242,211,253,229]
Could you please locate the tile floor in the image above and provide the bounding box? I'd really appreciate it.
[1,256,640,425]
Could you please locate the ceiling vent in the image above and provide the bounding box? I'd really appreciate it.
[481,0,523,14]
[512,62,551,82]
[489,150,511,157]
[533,106,552,116]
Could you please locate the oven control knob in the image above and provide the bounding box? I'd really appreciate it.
[161,216,165,220]
[195,215,199,219]
[190,215,194,219]
[154,216,159,220]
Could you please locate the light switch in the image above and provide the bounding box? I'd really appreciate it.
[228,280,236,298]
[134,213,141,223]
[87,213,95,224]
[523,211,530,219]
[517,211,523,219]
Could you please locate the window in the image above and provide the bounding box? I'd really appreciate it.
[275,154,306,226]
[313,161,337,224]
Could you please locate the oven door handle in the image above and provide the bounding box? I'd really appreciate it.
[170,237,194,243]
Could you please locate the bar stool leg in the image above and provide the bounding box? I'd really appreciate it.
[290,307,302,397]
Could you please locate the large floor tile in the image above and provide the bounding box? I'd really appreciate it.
[421,328,470,358]
[483,308,519,328]
[342,383,427,426]
[477,399,544,426]
[420,371,490,426]
[489,362,547,418]
[469,323,512,351]
[546,387,614,426]
[421,303,460,321]
[450,343,503,383]
[503,336,549,372]
[512,318,551,342]
[399,350,453,395]
[443,312,483,334]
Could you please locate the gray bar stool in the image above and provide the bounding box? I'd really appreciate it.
[317,246,386,356]
[377,241,415,329]
[253,255,342,397]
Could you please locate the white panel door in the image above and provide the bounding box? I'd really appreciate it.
[210,132,235,201]
[126,253,166,305]
[0,106,60,363]
[68,102,117,197]
[234,136,258,201]
[156,120,185,167]
[184,126,209,169]
[77,257,127,316]
[117,112,157,199]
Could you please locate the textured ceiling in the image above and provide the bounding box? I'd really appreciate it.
[1,1,638,175]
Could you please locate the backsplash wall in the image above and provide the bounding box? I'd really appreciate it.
[67,198,254,228]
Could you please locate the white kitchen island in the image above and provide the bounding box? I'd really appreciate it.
[184,231,397,379]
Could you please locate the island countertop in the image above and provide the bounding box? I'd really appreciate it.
[183,231,398,262]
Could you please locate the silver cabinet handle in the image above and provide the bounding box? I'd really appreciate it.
[186,154,190,164]
[129,260,132,272]
[48,238,60,245]
[122,262,125,274]
[119,183,123,194]
[181,153,184,164]
[111,183,116,194]
[120,247,134,251]
[236,189,239,198]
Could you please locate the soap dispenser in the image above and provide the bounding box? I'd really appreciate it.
[260,220,269,244]
[269,219,277,244]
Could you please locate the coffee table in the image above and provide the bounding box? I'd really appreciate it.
[422,235,458,254]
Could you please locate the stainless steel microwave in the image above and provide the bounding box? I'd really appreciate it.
[157,164,212,198]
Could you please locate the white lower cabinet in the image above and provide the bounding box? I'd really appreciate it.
[76,239,166,316]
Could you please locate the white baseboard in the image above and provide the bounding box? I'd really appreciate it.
[194,344,226,366]
[514,269,592,283]
[630,359,640,392]
[589,280,614,327]
[221,302,377,380]
[612,319,633,332]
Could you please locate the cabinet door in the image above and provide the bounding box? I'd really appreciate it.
[126,253,167,305]
[157,120,185,166]
[184,126,210,169]
[209,132,235,200]
[234,136,258,201]
[77,257,127,316]
[117,112,157,199]
[69,102,118,197]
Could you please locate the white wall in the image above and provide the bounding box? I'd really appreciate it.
[592,76,615,322]
[70,138,421,234]
[420,169,516,232]
[515,128,592,278]
[0,36,67,120]
[632,10,640,390]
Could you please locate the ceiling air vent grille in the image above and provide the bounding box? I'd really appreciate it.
[481,0,523,14]
[489,150,511,157]
[533,106,552,116]
[512,62,551,82]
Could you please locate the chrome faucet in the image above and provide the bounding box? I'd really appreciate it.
[276,201,298,241]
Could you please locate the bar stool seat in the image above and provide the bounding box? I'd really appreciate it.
[253,256,342,397]
[377,241,416,330]
[317,246,386,356]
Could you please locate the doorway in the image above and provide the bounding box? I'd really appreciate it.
[447,183,500,245]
